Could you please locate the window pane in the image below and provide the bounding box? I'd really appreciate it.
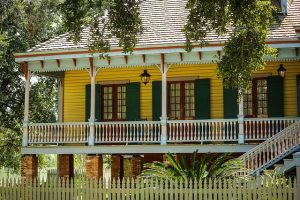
[243,85,253,116]
[257,79,268,115]
[184,82,195,118]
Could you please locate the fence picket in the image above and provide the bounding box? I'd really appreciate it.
[0,176,296,200]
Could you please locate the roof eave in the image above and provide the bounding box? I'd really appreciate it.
[14,38,300,63]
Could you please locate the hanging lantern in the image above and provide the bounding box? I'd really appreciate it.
[277,64,286,78]
[140,70,151,85]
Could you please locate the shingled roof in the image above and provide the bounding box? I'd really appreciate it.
[28,0,300,53]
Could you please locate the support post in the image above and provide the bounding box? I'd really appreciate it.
[58,154,74,179]
[85,154,103,179]
[89,58,96,146]
[58,78,64,122]
[22,62,30,147]
[160,63,168,145]
[238,94,245,144]
[111,154,123,179]
[21,154,38,181]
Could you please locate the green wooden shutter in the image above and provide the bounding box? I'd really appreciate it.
[297,75,300,117]
[85,84,102,122]
[152,81,162,121]
[126,82,140,121]
[223,87,238,118]
[267,76,284,117]
[85,84,91,122]
[194,79,211,119]
[95,84,101,121]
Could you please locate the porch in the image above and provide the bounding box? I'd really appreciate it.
[27,117,298,145]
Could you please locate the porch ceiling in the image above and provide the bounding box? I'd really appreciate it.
[21,144,257,155]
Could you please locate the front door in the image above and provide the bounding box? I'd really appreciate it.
[243,78,268,118]
[168,81,195,120]
[102,84,126,121]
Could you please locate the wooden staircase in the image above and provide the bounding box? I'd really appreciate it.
[239,121,300,176]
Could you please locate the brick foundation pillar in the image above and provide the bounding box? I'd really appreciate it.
[58,154,74,179]
[111,154,123,179]
[85,155,103,179]
[132,155,143,178]
[21,154,38,180]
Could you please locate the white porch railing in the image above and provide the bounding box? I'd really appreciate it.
[95,121,161,143]
[27,117,299,145]
[168,119,239,142]
[244,117,299,140]
[239,121,300,175]
[28,122,89,144]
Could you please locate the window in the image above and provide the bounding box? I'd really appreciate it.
[102,85,126,121]
[243,78,268,117]
[169,81,195,119]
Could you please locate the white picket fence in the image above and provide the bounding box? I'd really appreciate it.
[0,177,295,200]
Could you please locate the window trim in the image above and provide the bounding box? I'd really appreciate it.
[167,80,195,120]
[101,84,126,121]
[244,77,268,118]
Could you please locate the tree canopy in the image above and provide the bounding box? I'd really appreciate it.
[0,0,64,170]
[61,0,278,95]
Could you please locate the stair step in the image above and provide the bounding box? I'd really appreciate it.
[283,159,293,166]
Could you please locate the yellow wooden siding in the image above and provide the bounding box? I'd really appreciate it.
[253,61,300,117]
[63,61,300,122]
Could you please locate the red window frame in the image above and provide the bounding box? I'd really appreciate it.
[101,84,126,121]
[244,78,268,118]
[168,81,195,120]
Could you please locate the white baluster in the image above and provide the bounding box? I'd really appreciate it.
[112,124,115,142]
[177,122,180,142]
[230,121,233,140]
[105,124,108,142]
[249,121,252,139]
[207,121,210,142]
[148,123,151,142]
[199,121,203,141]
[103,124,106,142]
[194,122,197,141]
[156,124,159,142]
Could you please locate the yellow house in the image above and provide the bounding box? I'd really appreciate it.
[15,0,300,179]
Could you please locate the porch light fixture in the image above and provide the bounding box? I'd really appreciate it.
[277,64,286,78]
[140,69,151,85]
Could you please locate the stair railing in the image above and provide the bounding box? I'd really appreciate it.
[238,121,300,175]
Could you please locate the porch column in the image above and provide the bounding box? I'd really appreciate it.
[89,58,96,146]
[58,78,64,122]
[85,154,103,179]
[21,154,38,181]
[111,154,123,179]
[160,63,169,145]
[238,94,245,144]
[22,62,30,147]
[58,154,74,179]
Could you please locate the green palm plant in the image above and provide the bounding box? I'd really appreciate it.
[141,151,247,181]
